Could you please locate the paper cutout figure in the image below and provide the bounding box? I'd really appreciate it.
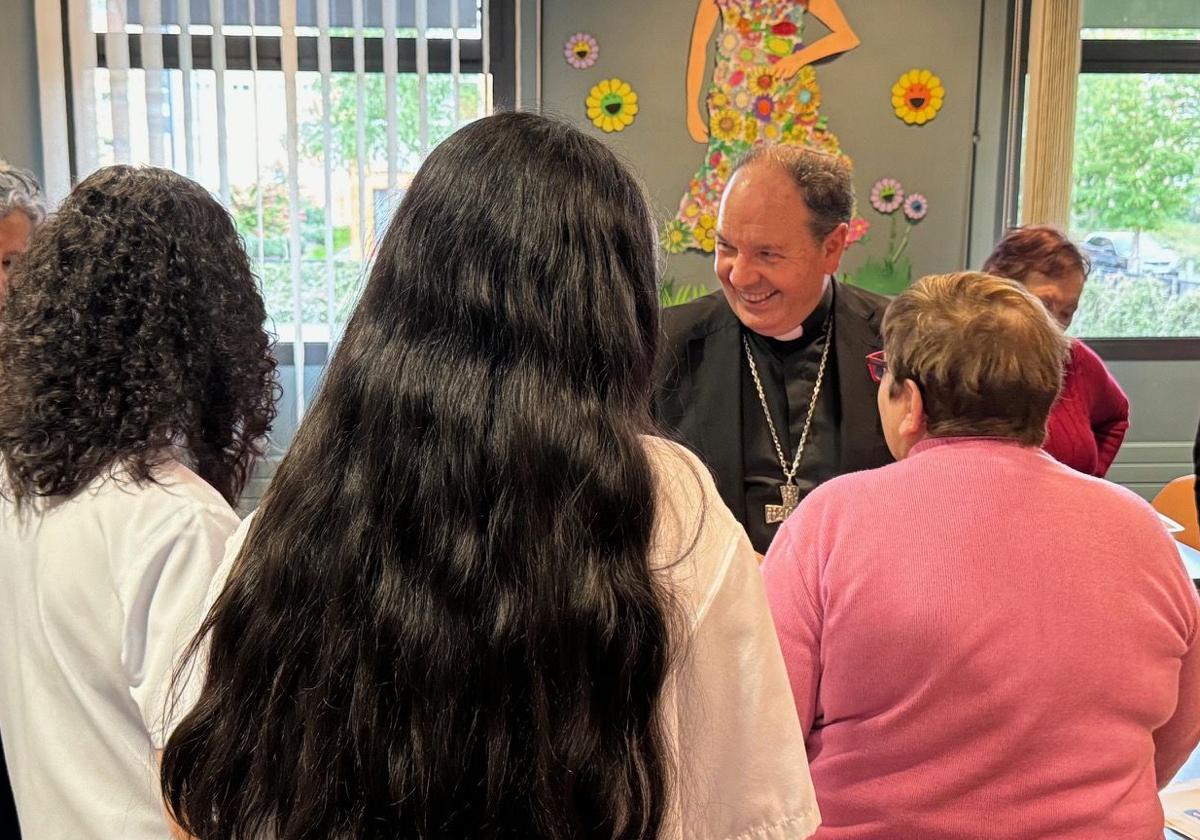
[666,0,861,254]
[587,78,639,133]
[892,69,944,125]
[564,33,599,69]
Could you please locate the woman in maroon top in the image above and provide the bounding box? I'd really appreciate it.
[983,225,1130,476]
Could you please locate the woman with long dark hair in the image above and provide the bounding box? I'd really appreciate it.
[0,166,277,840]
[162,112,818,840]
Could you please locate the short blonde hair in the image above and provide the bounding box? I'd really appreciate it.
[882,272,1071,445]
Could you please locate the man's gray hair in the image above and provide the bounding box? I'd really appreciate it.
[733,145,853,241]
[0,162,47,226]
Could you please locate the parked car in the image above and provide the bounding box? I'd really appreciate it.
[1082,231,1181,282]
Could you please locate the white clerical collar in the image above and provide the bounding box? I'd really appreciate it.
[761,277,834,342]
[773,322,805,342]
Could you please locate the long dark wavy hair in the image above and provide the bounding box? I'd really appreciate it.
[162,112,673,839]
[0,165,277,506]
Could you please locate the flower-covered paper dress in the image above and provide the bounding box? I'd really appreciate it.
[665,0,847,254]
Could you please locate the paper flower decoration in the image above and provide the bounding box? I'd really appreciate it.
[892,69,945,125]
[586,78,638,133]
[662,220,693,254]
[752,94,776,123]
[848,179,930,294]
[695,213,717,253]
[903,193,929,221]
[869,178,905,214]
[563,33,599,69]
[846,217,870,245]
[711,109,743,143]
[794,78,821,120]
[752,71,777,95]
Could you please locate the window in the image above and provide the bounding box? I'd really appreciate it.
[52,1,518,453]
[1068,2,1200,338]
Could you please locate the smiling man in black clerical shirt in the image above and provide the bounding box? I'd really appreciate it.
[654,145,893,553]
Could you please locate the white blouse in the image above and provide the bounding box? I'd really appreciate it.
[176,437,820,839]
[0,461,237,840]
[646,437,819,839]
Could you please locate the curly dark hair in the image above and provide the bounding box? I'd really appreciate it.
[0,165,278,506]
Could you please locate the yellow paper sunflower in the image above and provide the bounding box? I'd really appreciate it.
[662,220,692,254]
[696,213,718,253]
[892,68,944,126]
[711,108,744,143]
[793,78,821,120]
[586,78,639,133]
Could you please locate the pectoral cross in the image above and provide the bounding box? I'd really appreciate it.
[765,482,801,524]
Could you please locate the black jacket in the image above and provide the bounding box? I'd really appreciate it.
[653,283,894,524]
[1193,411,1199,523]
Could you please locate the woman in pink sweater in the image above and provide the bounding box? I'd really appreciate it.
[762,272,1200,840]
[983,225,1129,476]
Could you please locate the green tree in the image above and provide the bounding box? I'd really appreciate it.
[298,74,482,173]
[1072,73,1200,233]
[231,170,330,260]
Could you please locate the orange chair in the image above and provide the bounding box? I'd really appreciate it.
[1151,475,1200,551]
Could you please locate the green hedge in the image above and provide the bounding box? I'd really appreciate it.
[258,262,1198,339]
[1071,277,1200,338]
[258,260,365,327]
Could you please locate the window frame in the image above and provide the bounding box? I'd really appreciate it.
[1004,0,1200,357]
[61,2,518,371]
[63,2,518,184]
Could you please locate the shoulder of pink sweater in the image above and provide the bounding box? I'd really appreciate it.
[777,460,905,540]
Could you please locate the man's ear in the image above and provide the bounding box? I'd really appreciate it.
[899,378,927,440]
[822,222,849,274]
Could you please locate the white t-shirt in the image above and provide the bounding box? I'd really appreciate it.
[176,437,819,839]
[0,461,237,839]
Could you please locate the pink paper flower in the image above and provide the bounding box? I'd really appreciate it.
[869,178,904,214]
[903,192,929,221]
[846,217,870,244]
[563,33,599,69]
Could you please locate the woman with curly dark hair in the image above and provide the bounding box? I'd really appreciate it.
[160,112,818,840]
[0,165,277,840]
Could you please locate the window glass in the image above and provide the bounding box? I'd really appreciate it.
[1068,72,1200,338]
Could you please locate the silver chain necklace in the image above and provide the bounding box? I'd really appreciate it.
[742,316,832,524]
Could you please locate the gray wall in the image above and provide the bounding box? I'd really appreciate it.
[539,0,1199,496]
[0,0,42,177]
[541,0,1012,291]
[1107,359,1200,501]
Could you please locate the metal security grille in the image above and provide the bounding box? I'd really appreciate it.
[48,0,516,433]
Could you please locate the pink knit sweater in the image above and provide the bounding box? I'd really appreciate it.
[762,437,1200,840]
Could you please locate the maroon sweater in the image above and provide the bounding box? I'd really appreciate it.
[1043,338,1129,477]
